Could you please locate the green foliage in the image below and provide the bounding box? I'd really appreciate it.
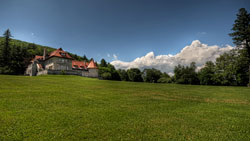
[198,61,215,85]
[100,58,108,67]
[82,55,89,62]
[68,53,87,62]
[117,69,129,81]
[212,50,249,86]
[1,29,12,66]
[229,8,250,86]
[157,77,172,83]
[174,62,199,84]
[98,64,121,80]
[157,72,172,83]
[127,68,143,82]
[229,8,250,51]
[142,68,162,83]
[60,70,66,75]
[101,72,112,80]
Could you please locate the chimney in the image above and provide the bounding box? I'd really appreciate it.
[43,48,47,60]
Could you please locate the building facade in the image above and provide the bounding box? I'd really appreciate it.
[25,48,98,77]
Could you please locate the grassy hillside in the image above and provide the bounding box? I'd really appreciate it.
[0,75,250,140]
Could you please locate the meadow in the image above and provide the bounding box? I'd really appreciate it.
[0,75,250,140]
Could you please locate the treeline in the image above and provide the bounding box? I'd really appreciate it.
[0,29,90,75]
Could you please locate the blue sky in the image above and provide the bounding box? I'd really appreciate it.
[0,0,249,62]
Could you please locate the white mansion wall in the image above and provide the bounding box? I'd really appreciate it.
[45,57,72,70]
[87,68,99,78]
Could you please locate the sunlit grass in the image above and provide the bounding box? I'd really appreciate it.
[0,75,250,140]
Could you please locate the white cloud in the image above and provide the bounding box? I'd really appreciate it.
[111,40,234,74]
[107,53,111,57]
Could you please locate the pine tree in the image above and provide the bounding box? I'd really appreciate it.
[82,55,89,62]
[2,29,12,66]
[229,8,250,86]
[100,58,107,67]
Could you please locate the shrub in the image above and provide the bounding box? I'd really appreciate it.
[101,72,112,80]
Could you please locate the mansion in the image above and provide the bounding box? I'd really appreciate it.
[25,48,98,77]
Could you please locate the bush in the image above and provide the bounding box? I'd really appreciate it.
[60,70,66,75]
[127,68,143,82]
[101,72,112,80]
[157,77,172,83]
[142,68,162,83]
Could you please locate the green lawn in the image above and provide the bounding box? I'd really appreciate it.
[0,75,250,140]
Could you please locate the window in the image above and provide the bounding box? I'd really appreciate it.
[74,65,78,69]
[60,53,65,56]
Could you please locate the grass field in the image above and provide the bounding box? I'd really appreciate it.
[0,75,250,140]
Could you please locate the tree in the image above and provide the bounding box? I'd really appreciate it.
[100,59,108,67]
[173,62,199,84]
[157,72,172,83]
[127,68,143,82]
[198,61,215,85]
[82,55,89,62]
[98,63,121,80]
[212,50,248,86]
[229,8,250,86]
[142,68,162,83]
[117,69,129,81]
[2,29,12,66]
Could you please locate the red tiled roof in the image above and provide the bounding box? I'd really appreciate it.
[87,60,98,69]
[35,56,43,60]
[72,60,88,69]
[49,48,72,59]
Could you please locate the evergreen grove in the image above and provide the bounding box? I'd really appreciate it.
[0,8,249,86]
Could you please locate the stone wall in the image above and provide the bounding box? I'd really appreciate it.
[25,62,38,76]
[36,69,99,78]
[37,69,83,76]
[37,70,48,76]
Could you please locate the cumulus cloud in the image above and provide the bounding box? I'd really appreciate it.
[111,40,234,75]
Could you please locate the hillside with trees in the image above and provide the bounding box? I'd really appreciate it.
[0,30,90,75]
